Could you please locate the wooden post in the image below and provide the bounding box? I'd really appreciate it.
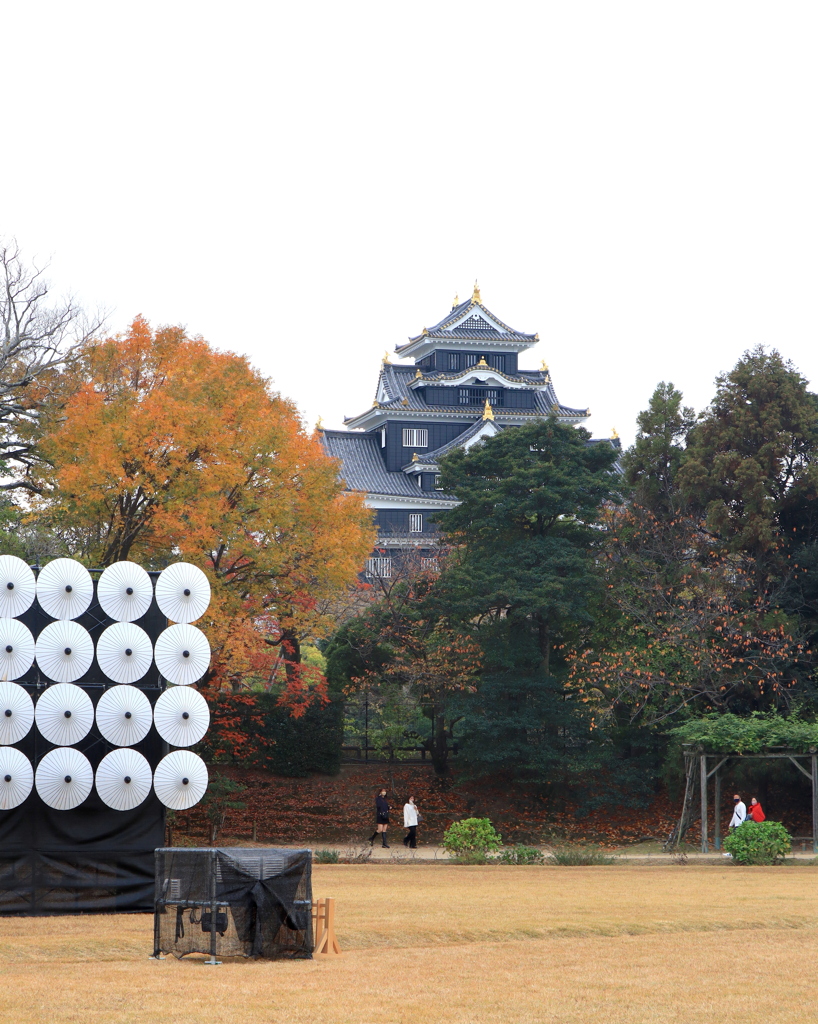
[312,897,343,957]
[811,753,817,855]
[714,768,722,851]
[700,754,708,853]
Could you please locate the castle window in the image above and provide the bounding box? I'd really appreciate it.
[434,475,443,490]
[409,514,423,533]
[448,353,459,371]
[420,557,439,573]
[462,315,494,331]
[365,557,392,579]
[402,428,428,448]
[465,354,478,368]
[489,354,506,372]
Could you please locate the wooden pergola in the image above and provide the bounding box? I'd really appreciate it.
[667,744,818,853]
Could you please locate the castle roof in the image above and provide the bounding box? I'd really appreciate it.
[396,292,538,360]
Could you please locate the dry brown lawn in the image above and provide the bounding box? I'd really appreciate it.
[2,864,818,1023]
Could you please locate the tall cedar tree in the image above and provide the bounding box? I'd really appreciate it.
[431,418,622,789]
[622,382,694,515]
[29,316,375,707]
[679,346,818,559]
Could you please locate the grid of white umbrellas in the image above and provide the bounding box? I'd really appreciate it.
[0,556,213,815]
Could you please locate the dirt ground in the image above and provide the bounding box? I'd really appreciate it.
[3,863,818,1023]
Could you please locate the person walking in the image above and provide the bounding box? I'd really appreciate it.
[748,797,765,822]
[729,794,747,828]
[403,795,419,849]
[368,788,391,848]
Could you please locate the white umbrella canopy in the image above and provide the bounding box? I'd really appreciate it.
[0,556,35,618]
[153,750,208,810]
[0,747,33,809]
[153,686,210,747]
[36,558,93,620]
[34,683,94,745]
[155,563,211,624]
[96,622,153,685]
[154,624,210,686]
[97,562,153,622]
[0,619,35,681]
[95,748,152,811]
[36,747,93,810]
[0,681,34,744]
[35,621,94,683]
[95,685,152,746]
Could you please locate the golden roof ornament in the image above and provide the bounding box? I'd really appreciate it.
[382,351,391,363]
[422,326,429,335]
[540,360,549,372]
[472,280,481,304]
[412,452,419,462]
[611,427,619,439]
[477,356,489,367]
[401,397,409,405]
[452,293,459,309]
[373,400,380,408]
[483,399,495,422]
[316,416,324,429]
[415,368,422,379]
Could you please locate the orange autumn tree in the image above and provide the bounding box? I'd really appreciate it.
[31,316,375,707]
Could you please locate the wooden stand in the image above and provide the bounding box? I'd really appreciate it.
[312,897,342,957]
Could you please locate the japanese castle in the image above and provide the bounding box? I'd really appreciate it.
[321,284,598,577]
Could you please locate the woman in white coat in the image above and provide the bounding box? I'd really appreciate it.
[403,795,419,849]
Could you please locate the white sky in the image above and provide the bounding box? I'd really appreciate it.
[3,2,817,445]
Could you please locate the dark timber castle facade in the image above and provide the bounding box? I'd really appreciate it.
[321,284,601,578]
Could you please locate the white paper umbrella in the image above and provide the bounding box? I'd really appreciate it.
[154,624,210,685]
[97,561,153,622]
[0,681,34,744]
[95,685,152,746]
[36,747,93,810]
[95,748,152,811]
[0,556,35,618]
[36,558,93,620]
[96,622,153,684]
[0,747,33,809]
[35,683,94,745]
[35,621,94,683]
[153,750,208,810]
[0,619,35,681]
[155,563,211,624]
[153,686,210,747]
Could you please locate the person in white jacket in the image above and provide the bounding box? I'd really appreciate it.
[402,795,419,849]
[729,794,747,829]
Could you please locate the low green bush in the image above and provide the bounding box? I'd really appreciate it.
[723,821,791,865]
[442,817,502,856]
[498,844,545,865]
[314,849,340,864]
[451,851,493,865]
[547,846,617,866]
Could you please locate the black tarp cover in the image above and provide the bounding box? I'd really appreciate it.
[154,848,313,959]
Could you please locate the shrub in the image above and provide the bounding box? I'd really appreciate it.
[314,849,340,864]
[547,846,617,866]
[498,844,545,865]
[723,821,792,865]
[443,817,502,856]
[451,851,493,865]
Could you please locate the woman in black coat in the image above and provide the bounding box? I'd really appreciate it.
[369,788,390,848]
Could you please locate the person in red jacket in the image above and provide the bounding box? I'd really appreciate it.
[748,797,765,822]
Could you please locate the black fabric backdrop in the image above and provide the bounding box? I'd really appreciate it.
[0,576,168,915]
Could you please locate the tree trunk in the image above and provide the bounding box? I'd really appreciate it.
[429,705,449,775]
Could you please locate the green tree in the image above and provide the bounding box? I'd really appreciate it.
[623,382,694,515]
[431,418,622,790]
[679,347,818,557]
